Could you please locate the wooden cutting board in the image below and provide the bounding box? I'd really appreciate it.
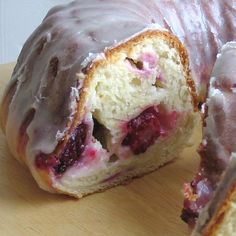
[0,63,201,236]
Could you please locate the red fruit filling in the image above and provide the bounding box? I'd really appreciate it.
[35,154,59,169]
[122,107,160,154]
[181,170,214,226]
[181,141,226,226]
[35,123,87,175]
[122,106,178,155]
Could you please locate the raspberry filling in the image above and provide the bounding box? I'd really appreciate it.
[181,141,226,226]
[122,106,178,155]
[35,123,87,175]
[181,170,214,226]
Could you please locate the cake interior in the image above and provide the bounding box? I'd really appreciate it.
[35,34,196,196]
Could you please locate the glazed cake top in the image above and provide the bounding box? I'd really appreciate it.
[5,0,161,159]
[3,0,236,160]
[192,41,236,235]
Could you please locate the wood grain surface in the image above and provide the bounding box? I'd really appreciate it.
[0,63,201,236]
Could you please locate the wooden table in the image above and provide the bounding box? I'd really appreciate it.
[0,63,201,236]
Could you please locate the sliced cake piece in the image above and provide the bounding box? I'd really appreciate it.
[0,1,197,197]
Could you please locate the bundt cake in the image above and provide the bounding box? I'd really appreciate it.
[1,4,236,230]
[0,0,197,197]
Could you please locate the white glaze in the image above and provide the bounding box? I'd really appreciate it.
[193,42,236,235]
[3,0,236,167]
[5,0,162,159]
[206,42,236,162]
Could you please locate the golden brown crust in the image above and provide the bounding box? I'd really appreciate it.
[85,29,198,116]
[201,183,236,236]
